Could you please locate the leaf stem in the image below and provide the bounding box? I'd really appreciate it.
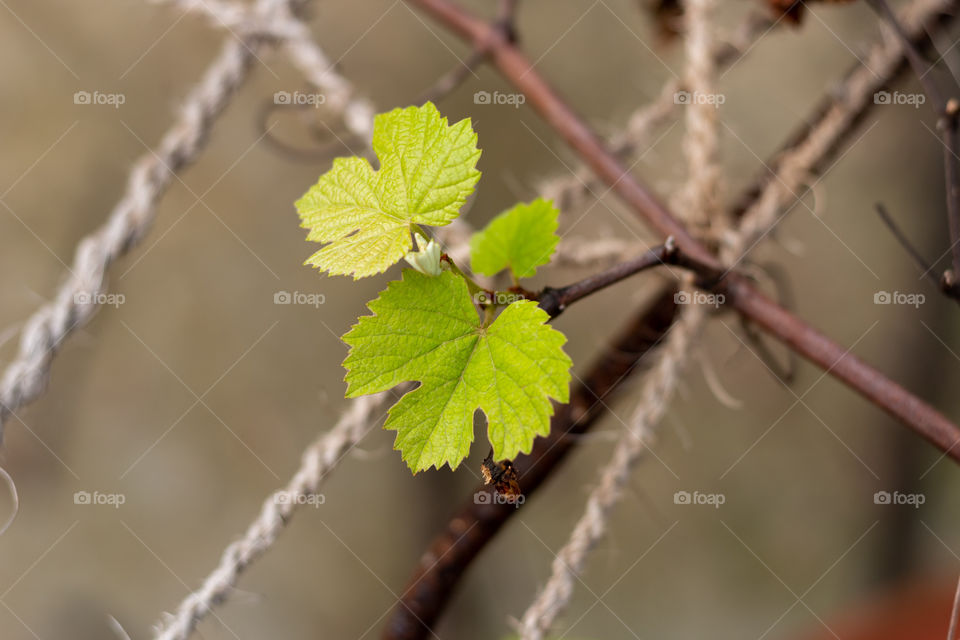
[439,252,484,297]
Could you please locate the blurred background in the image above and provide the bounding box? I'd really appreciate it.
[1,0,959,638]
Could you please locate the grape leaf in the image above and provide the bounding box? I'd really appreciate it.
[295,102,481,278]
[470,198,560,279]
[342,270,572,472]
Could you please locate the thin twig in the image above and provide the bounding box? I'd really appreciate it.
[535,238,723,317]
[416,48,486,104]
[418,0,519,104]
[867,0,960,293]
[536,242,676,317]
[875,202,942,288]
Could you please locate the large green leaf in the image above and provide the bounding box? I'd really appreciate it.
[296,103,481,278]
[342,270,572,471]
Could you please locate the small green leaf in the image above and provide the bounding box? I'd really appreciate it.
[342,270,572,472]
[470,198,560,279]
[296,103,481,278]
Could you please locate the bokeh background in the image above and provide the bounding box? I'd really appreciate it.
[1,0,959,638]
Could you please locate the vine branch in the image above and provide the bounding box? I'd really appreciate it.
[535,237,723,317]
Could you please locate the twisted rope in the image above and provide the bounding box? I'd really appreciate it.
[519,2,720,636]
[678,0,722,235]
[0,16,262,443]
[540,11,772,214]
[517,296,705,640]
[152,391,394,640]
[161,0,376,138]
[728,0,953,263]
[0,0,384,446]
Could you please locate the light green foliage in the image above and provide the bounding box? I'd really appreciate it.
[470,198,560,279]
[294,103,573,473]
[342,270,572,472]
[295,102,481,278]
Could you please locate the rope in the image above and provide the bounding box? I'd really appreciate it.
[728,0,953,263]
[0,15,261,444]
[678,0,722,235]
[539,11,771,214]
[160,0,376,138]
[519,2,720,636]
[153,391,395,640]
[516,297,706,640]
[0,0,383,446]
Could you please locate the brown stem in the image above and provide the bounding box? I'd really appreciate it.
[723,277,960,459]
[383,290,679,640]
[536,238,722,318]
[537,241,675,316]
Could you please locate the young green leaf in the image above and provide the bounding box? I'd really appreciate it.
[470,198,560,279]
[342,270,572,472]
[296,102,481,279]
